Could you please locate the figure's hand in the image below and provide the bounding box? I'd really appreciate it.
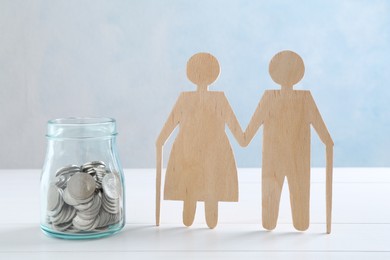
[326,144,333,161]
[326,141,334,150]
[240,132,250,147]
[156,138,164,150]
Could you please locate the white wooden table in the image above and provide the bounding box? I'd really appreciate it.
[0,168,389,259]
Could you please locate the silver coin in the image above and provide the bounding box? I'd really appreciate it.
[60,205,77,224]
[66,226,81,233]
[50,210,64,224]
[73,196,95,211]
[74,214,95,226]
[95,167,106,178]
[67,172,96,200]
[97,209,111,228]
[47,161,122,232]
[64,187,95,206]
[52,204,73,224]
[101,196,119,214]
[47,193,64,218]
[96,208,121,229]
[94,175,102,190]
[54,168,80,190]
[50,204,67,223]
[63,187,80,206]
[86,171,96,177]
[55,165,80,177]
[54,175,68,189]
[110,214,120,226]
[52,221,73,232]
[88,193,102,215]
[95,165,106,172]
[102,173,121,200]
[89,161,106,167]
[46,215,51,224]
[102,191,115,204]
[47,205,62,218]
[95,168,107,190]
[103,191,118,204]
[77,193,102,220]
[85,215,101,231]
[47,184,62,211]
[81,161,105,171]
[72,215,95,231]
[107,213,119,226]
[102,203,119,215]
[76,211,96,221]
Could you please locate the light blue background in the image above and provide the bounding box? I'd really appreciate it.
[1,0,389,168]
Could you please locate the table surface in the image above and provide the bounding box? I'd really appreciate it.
[0,168,389,259]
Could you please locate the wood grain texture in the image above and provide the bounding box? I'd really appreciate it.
[244,50,334,233]
[156,53,245,229]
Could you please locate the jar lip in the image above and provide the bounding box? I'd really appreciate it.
[46,117,117,139]
[48,117,116,126]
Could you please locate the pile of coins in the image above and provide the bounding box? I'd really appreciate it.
[46,161,122,232]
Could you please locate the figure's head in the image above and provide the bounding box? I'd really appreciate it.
[269,50,305,89]
[187,52,220,88]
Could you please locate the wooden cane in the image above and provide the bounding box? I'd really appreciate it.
[156,146,162,226]
[326,145,333,234]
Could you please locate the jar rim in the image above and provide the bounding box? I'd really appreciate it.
[48,117,116,126]
[46,117,117,139]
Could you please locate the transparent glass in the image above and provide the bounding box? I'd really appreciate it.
[40,117,125,239]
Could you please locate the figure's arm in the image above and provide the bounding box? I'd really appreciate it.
[307,92,334,147]
[243,92,269,146]
[155,94,182,226]
[222,94,246,147]
[156,95,182,147]
[307,92,334,234]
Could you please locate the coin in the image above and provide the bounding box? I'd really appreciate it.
[50,204,67,223]
[55,165,80,177]
[63,187,79,206]
[47,184,62,211]
[73,196,95,211]
[102,194,119,214]
[81,161,105,172]
[98,209,121,228]
[97,209,111,228]
[67,173,96,200]
[88,214,101,231]
[102,173,120,200]
[52,221,73,232]
[76,193,101,220]
[46,161,122,233]
[64,206,77,223]
[54,175,68,189]
[72,215,95,231]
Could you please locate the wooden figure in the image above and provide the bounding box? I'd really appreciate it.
[243,50,334,233]
[156,52,245,229]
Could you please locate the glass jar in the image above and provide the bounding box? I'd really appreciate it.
[40,117,125,239]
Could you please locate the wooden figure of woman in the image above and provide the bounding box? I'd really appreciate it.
[243,50,334,233]
[156,52,245,229]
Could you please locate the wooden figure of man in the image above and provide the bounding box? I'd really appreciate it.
[156,52,245,229]
[243,50,334,233]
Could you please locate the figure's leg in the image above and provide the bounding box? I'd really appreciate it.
[287,161,310,231]
[205,200,218,229]
[262,166,285,230]
[183,199,197,227]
